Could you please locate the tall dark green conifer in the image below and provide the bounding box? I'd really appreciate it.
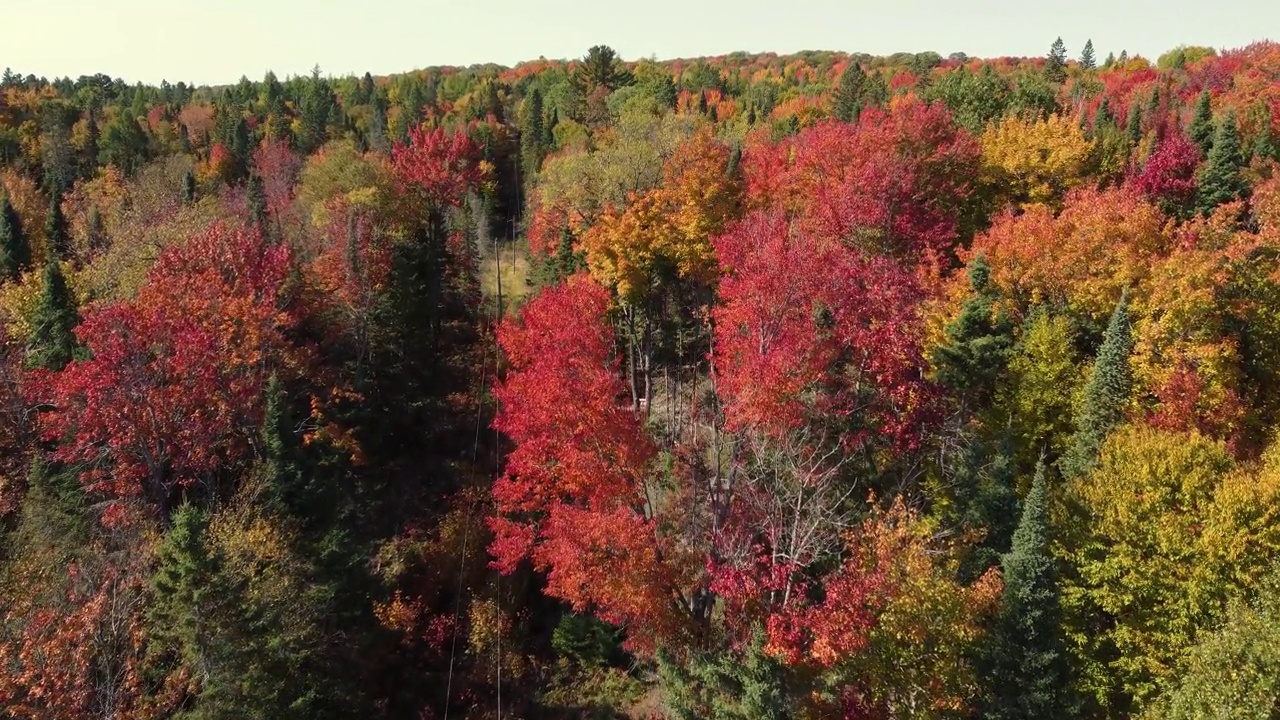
[182,169,197,205]
[1126,104,1143,145]
[984,462,1071,720]
[833,61,868,123]
[1046,38,1068,83]
[1060,293,1132,479]
[1197,111,1247,215]
[1189,90,1214,154]
[932,254,1015,406]
[519,89,545,180]
[247,172,269,238]
[26,261,80,371]
[0,193,31,280]
[1079,40,1097,71]
[659,627,790,720]
[46,186,69,258]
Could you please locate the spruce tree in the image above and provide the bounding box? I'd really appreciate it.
[1189,89,1214,154]
[1079,39,1097,71]
[833,61,867,122]
[46,186,69,259]
[932,254,1015,406]
[247,172,268,238]
[1046,37,1068,83]
[1196,111,1247,215]
[1060,293,1132,479]
[1255,125,1277,163]
[659,627,790,720]
[985,462,1070,720]
[26,261,80,371]
[519,89,545,179]
[81,108,100,178]
[0,193,31,280]
[1126,104,1143,145]
[182,169,197,205]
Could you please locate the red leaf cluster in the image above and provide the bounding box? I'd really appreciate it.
[712,210,934,450]
[743,97,979,268]
[29,223,297,508]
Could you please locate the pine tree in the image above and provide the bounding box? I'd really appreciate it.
[833,61,868,123]
[26,261,80,371]
[1046,37,1068,83]
[0,193,31,280]
[1079,40,1097,71]
[1189,90,1214,154]
[1196,111,1247,215]
[1103,52,1116,69]
[45,186,70,259]
[1060,293,1132,479]
[984,462,1071,720]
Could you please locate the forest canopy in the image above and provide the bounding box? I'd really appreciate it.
[3,36,1280,719]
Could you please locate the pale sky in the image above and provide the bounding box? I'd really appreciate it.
[5,0,1278,86]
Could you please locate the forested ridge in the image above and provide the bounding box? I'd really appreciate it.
[2,37,1280,718]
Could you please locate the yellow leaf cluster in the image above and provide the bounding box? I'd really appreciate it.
[981,113,1094,208]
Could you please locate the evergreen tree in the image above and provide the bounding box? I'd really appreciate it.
[298,66,335,154]
[1189,89,1214,154]
[833,61,868,123]
[659,627,791,720]
[85,205,104,251]
[26,260,80,371]
[81,107,100,178]
[247,172,268,238]
[366,95,389,155]
[1197,111,1247,214]
[518,89,545,180]
[1060,293,1132,479]
[1103,52,1116,69]
[182,169,197,205]
[541,109,558,151]
[1146,86,1161,119]
[1079,39,1097,71]
[932,254,1015,406]
[984,462,1071,720]
[1046,37,1068,83]
[99,107,150,175]
[1126,104,1143,145]
[0,193,31,280]
[1255,125,1277,163]
[1094,99,1115,133]
[45,185,70,258]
